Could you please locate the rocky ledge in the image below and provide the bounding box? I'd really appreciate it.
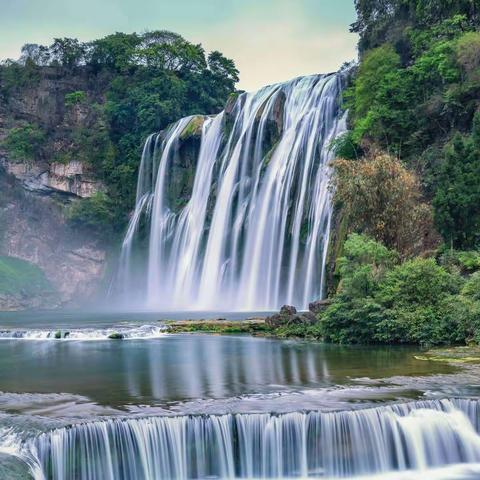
[2,158,104,198]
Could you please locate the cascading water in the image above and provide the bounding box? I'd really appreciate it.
[30,399,480,479]
[112,71,348,311]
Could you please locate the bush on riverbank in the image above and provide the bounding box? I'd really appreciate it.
[319,234,480,346]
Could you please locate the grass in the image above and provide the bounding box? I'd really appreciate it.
[0,256,53,296]
[414,346,480,364]
[165,319,268,335]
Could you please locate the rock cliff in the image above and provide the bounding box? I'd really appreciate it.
[0,71,111,309]
[0,166,106,309]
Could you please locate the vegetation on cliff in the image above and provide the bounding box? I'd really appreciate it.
[0,31,238,235]
[0,256,54,297]
[345,1,480,250]
[317,1,480,345]
[331,153,437,258]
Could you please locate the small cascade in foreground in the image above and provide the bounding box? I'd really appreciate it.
[31,399,480,479]
[111,72,348,311]
[0,325,166,340]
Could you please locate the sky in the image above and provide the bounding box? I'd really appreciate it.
[0,0,358,91]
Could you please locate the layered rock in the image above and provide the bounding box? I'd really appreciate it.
[1,158,103,197]
[0,67,106,198]
[0,167,106,310]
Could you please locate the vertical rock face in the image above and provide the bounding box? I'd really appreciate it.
[0,167,106,310]
[46,160,103,197]
[0,68,109,310]
[0,67,106,198]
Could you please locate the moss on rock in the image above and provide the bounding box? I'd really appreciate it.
[180,115,205,140]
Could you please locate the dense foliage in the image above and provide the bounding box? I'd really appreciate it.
[345,2,480,249]
[0,31,238,234]
[320,234,480,345]
[318,1,480,345]
[3,124,46,162]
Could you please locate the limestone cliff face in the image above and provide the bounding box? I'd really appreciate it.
[1,158,103,197]
[0,67,106,198]
[0,167,106,310]
[0,68,109,310]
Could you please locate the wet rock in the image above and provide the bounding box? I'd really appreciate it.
[224,92,242,117]
[280,305,297,315]
[108,332,124,340]
[309,299,332,314]
[265,306,316,329]
[180,115,206,140]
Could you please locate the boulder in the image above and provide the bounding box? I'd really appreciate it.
[280,305,297,315]
[265,306,317,329]
[108,332,124,340]
[309,299,332,315]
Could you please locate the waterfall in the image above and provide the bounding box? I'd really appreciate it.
[112,71,348,311]
[31,399,480,479]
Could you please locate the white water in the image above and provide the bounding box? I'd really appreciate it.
[28,399,480,479]
[112,72,348,311]
[0,325,166,340]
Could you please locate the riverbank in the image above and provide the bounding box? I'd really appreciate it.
[165,318,269,334]
[164,306,322,339]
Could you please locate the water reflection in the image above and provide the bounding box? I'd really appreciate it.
[0,335,455,408]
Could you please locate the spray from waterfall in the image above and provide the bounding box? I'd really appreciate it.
[111,71,348,310]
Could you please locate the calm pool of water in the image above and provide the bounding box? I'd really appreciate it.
[0,310,466,413]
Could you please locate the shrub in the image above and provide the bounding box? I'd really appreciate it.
[65,90,87,106]
[330,131,363,160]
[320,235,472,346]
[456,31,480,76]
[439,249,480,274]
[374,258,464,345]
[66,192,115,234]
[332,153,438,257]
[321,235,395,344]
[2,123,45,162]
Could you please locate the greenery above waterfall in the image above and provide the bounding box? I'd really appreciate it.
[0,31,238,234]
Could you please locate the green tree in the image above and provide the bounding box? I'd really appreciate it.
[0,30,239,234]
[49,38,86,68]
[321,234,396,344]
[433,112,480,248]
[2,124,45,162]
[66,192,115,233]
[374,258,464,345]
[332,153,437,257]
[87,32,140,72]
